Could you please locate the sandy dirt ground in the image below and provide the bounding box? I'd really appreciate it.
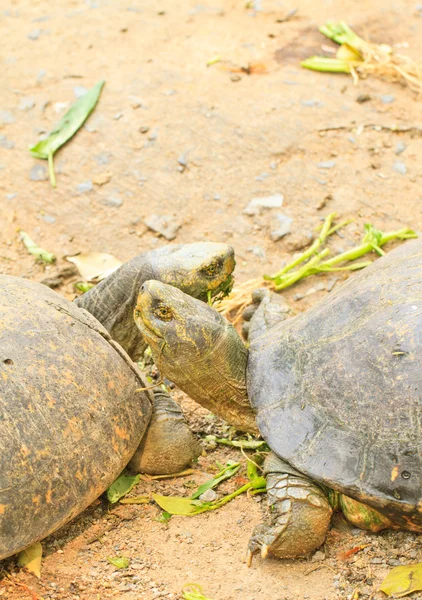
[1,0,422,598]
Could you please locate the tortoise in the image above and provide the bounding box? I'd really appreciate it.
[0,242,234,560]
[135,238,422,563]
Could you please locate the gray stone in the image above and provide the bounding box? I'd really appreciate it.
[301,99,323,107]
[395,141,407,155]
[270,214,293,241]
[36,69,46,83]
[0,111,15,124]
[393,161,407,175]
[381,94,395,104]
[28,28,42,40]
[312,551,325,562]
[6,193,17,200]
[42,214,56,224]
[30,164,48,181]
[247,246,266,260]
[144,214,182,240]
[317,160,336,169]
[19,96,36,111]
[0,135,14,149]
[74,86,88,98]
[99,194,123,208]
[199,489,218,502]
[94,152,110,165]
[243,193,284,216]
[76,180,93,193]
[255,172,270,182]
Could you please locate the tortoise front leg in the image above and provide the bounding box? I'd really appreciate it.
[247,453,332,564]
[128,389,201,475]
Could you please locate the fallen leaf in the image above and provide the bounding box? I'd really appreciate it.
[106,556,130,569]
[30,80,105,187]
[66,252,122,281]
[337,544,369,561]
[182,583,214,600]
[153,493,200,515]
[190,461,239,500]
[379,563,422,597]
[106,472,141,504]
[17,542,43,578]
[120,495,150,504]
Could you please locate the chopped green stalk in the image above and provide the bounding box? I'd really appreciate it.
[266,213,338,281]
[20,231,56,263]
[204,435,268,450]
[274,248,330,290]
[319,21,367,53]
[320,228,417,269]
[311,261,372,273]
[300,57,352,73]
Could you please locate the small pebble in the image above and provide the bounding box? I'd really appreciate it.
[381,94,395,104]
[393,161,407,175]
[28,28,42,40]
[0,135,14,149]
[36,69,46,83]
[243,193,284,216]
[356,94,371,103]
[76,181,93,193]
[0,111,15,124]
[312,551,325,562]
[114,112,124,120]
[270,214,293,241]
[73,86,88,98]
[30,164,48,181]
[144,214,182,240]
[42,214,56,224]
[317,160,336,169]
[301,99,322,107]
[230,74,241,82]
[139,126,150,134]
[199,489,218,502]
[395,141,407,155]
[18,96,35,111]
[6,193,17,200]
[348,135,356,144]
[100,194,123,208]
[255,172,270,182]
[247,246,266,260]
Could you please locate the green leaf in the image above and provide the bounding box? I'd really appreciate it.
[153,493,201,515]
[379,563,422,597]
[106,556,130,569]
[74,281,95,293]
[120,495,149,504]
[182,583,214,600]
[30,80,105,187]
[20,231,56,263]
[106,472,141,503]
[156,511,172,523]
[190,461,240,500]
[17,542,43,578]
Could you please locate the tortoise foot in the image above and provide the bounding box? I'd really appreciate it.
[246,453,332,564]
[128,389,201,475]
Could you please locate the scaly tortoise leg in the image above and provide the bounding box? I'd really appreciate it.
[247,453,332,564]
[128,388,202,475]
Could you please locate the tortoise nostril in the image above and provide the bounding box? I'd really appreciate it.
[3,359,13,366]
[140,284,146,294]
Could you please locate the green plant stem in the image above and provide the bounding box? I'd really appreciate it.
[321,229,417,269]
[48,152,56,188]
[274,248,330,290]
[267,213,337,280]
[194,477,266,514]
[300,57,352,73]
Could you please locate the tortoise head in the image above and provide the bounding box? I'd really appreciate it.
[134,281,257,433]
[154,242,235,303]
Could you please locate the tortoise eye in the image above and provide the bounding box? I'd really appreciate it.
[153,305,173,321]
[203,261,219,276]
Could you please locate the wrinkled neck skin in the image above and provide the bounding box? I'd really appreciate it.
[75,249,160,361]
[151,323,257,434]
